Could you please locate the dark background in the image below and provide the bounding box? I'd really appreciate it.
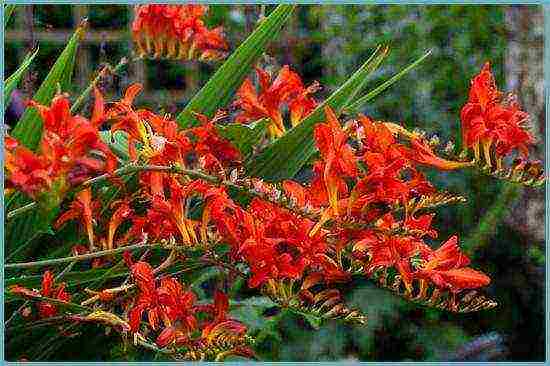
[4,5,545,361]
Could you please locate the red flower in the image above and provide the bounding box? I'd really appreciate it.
[355,233,424,291]
[132,5,228,61]
[6,91,116,201]
[346,116,437,218]
[4,137,51,198]
[107,200,134,250]
[33,92,117,181]
[415,235,491,293]
[54,188,101,251]
[190,112,242,171]
[142,179,212,245]
[460,62,534,164]
[128,261,165,332]
[155,277,197,346]
[234,66,319,137]
[398,135,473,170]
[238,199,328,288]
[10,270,71,318]
[312,107,357,217]
[109,84,194,165]
[289,81,320,126]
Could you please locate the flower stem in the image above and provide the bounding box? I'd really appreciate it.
[5,242,156,270]
[70,57,129,114]
[6,201,37,220]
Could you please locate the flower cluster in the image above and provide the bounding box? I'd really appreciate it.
[5,59,543,360]
[132,5,228,61]
[125,257,251,357]
[5,91,117,202]
[460,62,537,169]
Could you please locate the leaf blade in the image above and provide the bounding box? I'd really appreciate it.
[11,21,86,150]
[346,48,432,113]
[4,47,39,108]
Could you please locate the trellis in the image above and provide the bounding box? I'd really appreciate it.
[5,5,200,106]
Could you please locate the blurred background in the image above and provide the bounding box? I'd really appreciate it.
[4,4,545,362]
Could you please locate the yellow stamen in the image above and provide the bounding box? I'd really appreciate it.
[176,221,192,245]
[482,139,493,168]
[167,38,177,59]
[188,42,196,60]
[201,206,211,243]
[496,157,503,171]
[177,41,189,60]
[186,219,198,244]
[309,208,332,237]
[473,142,481,161]
[145,35,153,55]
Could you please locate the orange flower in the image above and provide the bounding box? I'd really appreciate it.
[10,270,71,318]
[355,233,423,292]
[313,107,357,216]
[4,136,51,199]
[398,136,474,170]
[460,62,535,166]
[234,65,319,137]
[132,5,228,61]
[107,200,134,250]
[54,188,99,251]
[416,235,491,293]
[6,91,117,202]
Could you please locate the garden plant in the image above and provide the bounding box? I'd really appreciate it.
[3,4,545,361]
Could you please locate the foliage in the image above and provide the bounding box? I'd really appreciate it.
[4,4,544,362]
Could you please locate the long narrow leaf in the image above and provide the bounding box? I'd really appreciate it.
[4,4,16,28]
[4,47,39,107]
[99,130,130,160]
[345,48,432,113]
[246,45,388,181]
[217,119,268,159]
[176,5,295,128]
[11,21,86,150]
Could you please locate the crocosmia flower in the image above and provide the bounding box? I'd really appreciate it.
[132,4,229,61]
[460,62,535,167]
[234,65,319,138]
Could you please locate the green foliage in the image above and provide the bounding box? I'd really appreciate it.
[4,4,16,28]
[4,47,39,107]
[346,48,432,113]
[217,119,269,159]
[11,22,85,150]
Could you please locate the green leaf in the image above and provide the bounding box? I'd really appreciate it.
[217,119,268,159]
[11,21,86,150]
[245,45,389,181]
[345,48,432,113]
[99,130,130,160]
[176,5,295,128]
[4,4,16,28]
[4,47,39,108]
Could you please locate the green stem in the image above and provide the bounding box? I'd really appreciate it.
[5,261,77,326]
[70,57,129,114]
[9,294,92,313]
[463,182,520,256]
[5,242,156,270]
[6,201,37,220]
